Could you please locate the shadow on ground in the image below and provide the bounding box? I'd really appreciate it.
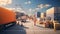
[0,24,27,34]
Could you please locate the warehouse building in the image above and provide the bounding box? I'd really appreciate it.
[46,7,60,23]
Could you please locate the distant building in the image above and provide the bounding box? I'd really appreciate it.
[40,12,46,18]
[15,12,25,19]
[46,7,60,22]
[37,12,41,18]
[34,12,41,18]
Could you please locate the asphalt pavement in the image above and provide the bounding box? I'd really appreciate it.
[0,20,60,34]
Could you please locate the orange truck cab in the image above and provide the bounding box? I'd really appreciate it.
[0,7,16,30]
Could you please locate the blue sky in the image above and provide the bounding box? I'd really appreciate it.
[2,0,60,14]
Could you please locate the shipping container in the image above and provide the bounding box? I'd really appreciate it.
[0,7,16,30]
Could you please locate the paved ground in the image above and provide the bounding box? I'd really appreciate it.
[0,20,60,34]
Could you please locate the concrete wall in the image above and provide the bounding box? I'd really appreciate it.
[46,7,54,20]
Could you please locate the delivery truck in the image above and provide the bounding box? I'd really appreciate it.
[0,7,16,30]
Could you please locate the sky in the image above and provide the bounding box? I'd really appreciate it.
[0,0,60,14]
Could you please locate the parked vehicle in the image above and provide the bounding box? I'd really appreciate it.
[20,15,27,23]
[0,7,16,30]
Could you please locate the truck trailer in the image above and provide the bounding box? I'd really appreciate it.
[0,7,16,30]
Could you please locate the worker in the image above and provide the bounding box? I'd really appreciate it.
[33,15,37,26]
